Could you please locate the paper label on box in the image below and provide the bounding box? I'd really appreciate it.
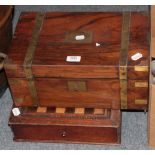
[131,53,143,61]
[12,108,21,116]
[66,56,81,62]
[96,43,101,47]
[75,35,85,40]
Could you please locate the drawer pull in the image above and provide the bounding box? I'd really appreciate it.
[61,131,66,137]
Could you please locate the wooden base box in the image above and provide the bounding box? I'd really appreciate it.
[9,107,121,144]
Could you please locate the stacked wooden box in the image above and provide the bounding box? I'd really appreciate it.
[4,12,150,144]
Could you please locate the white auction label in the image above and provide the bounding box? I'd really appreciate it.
[96,42,101,47]
[66,56,81,62]
[131,53,143,61]
[75,35,85,40]
[12,108,21,116]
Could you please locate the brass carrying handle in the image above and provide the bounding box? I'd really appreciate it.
[0,52,7,71]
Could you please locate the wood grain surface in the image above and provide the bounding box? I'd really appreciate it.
[9,108,121,144]
[5,12,150,110]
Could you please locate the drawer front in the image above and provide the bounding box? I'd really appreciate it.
[9,108,121,144]
[8,78,120,109]
[11,125,120,144]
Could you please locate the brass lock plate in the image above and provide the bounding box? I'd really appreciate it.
[68,81,87,92]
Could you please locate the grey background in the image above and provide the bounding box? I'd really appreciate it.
[0,5,151,150]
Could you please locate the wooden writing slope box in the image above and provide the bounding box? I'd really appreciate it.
[5,12,150,110]
[5,12,150,144]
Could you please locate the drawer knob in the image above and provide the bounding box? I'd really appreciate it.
[61,131,66,137]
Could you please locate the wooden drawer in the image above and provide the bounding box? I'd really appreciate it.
[8,78,120,109]
[9,107,121,144]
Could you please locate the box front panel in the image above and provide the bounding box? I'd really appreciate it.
[35,78,120,109]
[11,125,120,144]
[8,78,120,109]
[9,108,121,144]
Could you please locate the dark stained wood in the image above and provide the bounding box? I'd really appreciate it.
[0,70,8,97]
[0,5,13,54]
[11,125,119,144]
[5,12,122,78]
[127,80,149,109]
[8,78,120,109]
[9,108,121,144]
[128,13,150,80]
[0,5,13,96]
[5,12,149,79]
[8,78,33,106]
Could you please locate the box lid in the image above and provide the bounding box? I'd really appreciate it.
[5,12,150,79]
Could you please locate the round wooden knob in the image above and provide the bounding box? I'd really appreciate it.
[61,131,66,137]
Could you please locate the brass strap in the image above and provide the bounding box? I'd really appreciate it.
[23,13,44,106]
[119,12,131,109]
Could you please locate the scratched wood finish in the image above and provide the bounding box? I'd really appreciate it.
[8,78,120,108]
[9,108,121,144]
[5,12,149,79]
[5,12,150,110]
[8,77,148,109]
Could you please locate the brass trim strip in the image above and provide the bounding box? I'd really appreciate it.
[119,12,131,109]
[14,98,24,104]
[23,13,44,106]
[75,108,85,114]
[4,64,17,70]
[135,82,148,88]
[135,99,147,105]
[94,109,104,115]
[37,107,47,113]
[8,79,21,85]
[56,108,66,114]
[134,66,149,72]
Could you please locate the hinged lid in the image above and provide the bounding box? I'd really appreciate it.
[5,12,150,79]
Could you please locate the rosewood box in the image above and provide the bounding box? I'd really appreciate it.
[5,12,150,144]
